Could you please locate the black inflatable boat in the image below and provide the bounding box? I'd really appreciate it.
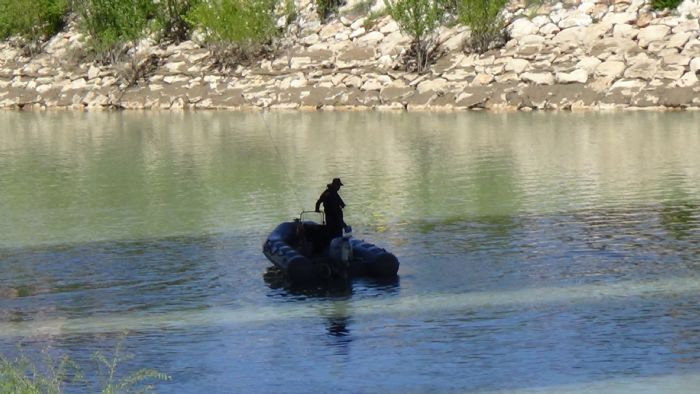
[262,213,399,283]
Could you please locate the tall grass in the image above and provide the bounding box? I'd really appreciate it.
[0,335,170,394]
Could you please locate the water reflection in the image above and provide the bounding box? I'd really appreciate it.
[2,111,700,392]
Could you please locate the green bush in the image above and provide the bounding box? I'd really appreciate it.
[386,0,445,72]
[0,0,69,52]
[153,0,201,42]
[316,0,343,21]
[73,0,156,61]
[457,0,507,53]
[1,336,169,394]
[187,0,279,69]
[651,0,683,9]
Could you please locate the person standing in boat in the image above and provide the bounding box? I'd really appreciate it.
[315,178,349,240]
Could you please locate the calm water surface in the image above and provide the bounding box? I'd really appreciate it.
[1,111,699,393]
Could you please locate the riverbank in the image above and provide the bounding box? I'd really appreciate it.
[1,0,700,111]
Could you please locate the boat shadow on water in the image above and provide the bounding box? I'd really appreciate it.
[262,264,400,299]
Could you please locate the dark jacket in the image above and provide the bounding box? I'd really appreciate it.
[315,188,345,220]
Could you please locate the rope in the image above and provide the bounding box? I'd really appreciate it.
[258,111,305,213]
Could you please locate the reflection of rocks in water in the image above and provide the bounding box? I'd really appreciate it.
[660,202,699,241]
[0,286,20,299]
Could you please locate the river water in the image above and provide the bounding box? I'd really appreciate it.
[1,111,699,393]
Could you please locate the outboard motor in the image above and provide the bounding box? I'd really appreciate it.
[329,226,353,263]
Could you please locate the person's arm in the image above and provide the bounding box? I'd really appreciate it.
[315,191,325,212]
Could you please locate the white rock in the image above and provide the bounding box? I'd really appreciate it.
[319,23,346,40]
[443,68,473,81]
[505,58,530,74]
[610,79,646,90]
[521,72,554,85]
[673,19,700,34]
[556,69,589,83]
[532,15,552,27]
[558,12,592,29]
[343,75,362,88]
[302,33,320,45]
[678,71,699,87]
[349,27,366,39]
[690,57,700,73]
[509,18,539,39]
[70,78,86,90]
[471,73,494,85]
[658,65,686,80]
[36,84,52,94]
[637,25,671,48]
[416,78,448,94]
[290,78,307,88]
[613,24,638,40]
[667,32,693,50]
[552,27,586,49]
[290,57,312,69]
[443,31,468,51]
[87,65,100,80]
[663,53,691,66]
[577,56,602,74]
[624,53,659,80]
[601,12,637,25]
[539,23,560,36]
[350,18,366,30]
[360,80,382,91]
[360,31,385,44]
[595,61,626,78]
[380,20,399,34]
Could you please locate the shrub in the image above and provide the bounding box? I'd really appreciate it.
[73,0,156,62]
[0,0,69,54]
[1,336,169,394]
[651,0,683,9]
[187,0,279,70]
[153,0,201,42]
[316,0,344,21]
[386,0,445,73]
[457,0,508,53]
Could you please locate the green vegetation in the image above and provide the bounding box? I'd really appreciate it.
[386,0,445,72]
[0,0,513,71]
[317,0,344,21]
[154,0,201,42]
[458,0,508,53]
[0,0,69,54]
[651,0,683,10]
[73,0,156,62]
[187,0,279,69]
[0,336,170,394]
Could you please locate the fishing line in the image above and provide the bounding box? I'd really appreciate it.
[258,111,305,212]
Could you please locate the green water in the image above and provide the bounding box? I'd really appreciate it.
[0,111,699,393]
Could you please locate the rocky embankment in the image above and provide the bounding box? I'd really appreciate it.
[2,0,700,111]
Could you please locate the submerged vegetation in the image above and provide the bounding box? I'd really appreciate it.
[0,335,170,394]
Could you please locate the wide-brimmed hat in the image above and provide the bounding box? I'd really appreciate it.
[331,178,343,186]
